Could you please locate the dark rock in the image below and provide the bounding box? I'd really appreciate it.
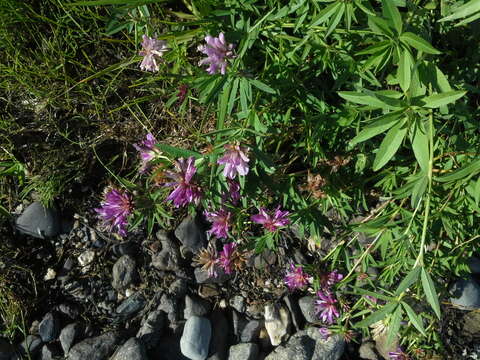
[180,316,212,360]
[229,296,245,314]
[151,236,181,272]
[240,320,262,343]
[461,311,480,337]
[41,343,61,360]
[253,250,277,270]
[469,257,480,274]
[39,312,60,343]
[207,311,229,360]
[228,343,259,360]
[68,331,120,360]
[232,310,248,341]
[137,310,166,349]
[184,295,211,319]
[284,295,304,331]
[195,267,230,284]
[175,216,207,254]
[245,303,263,320]
[15,202,60,239]
[154,334,189,360]
[60,323,83,354]
[158,293,180,323]
[298,296,317,323]
[112,241,138,257]
[19,335,42,356]
[199,284,220,298]
[112,255,137,291]
[57,303,79,320]
[116,292,146,318]
[450,276,480,310]
[0,338,15,360]
[112,338,148,360]
[169,279,188,299]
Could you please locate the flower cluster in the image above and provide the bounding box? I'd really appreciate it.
[133,133,159,173]
[314,270,343,324]
[164,157,202,207]
[198,33,235,75]
[95,188,133,237]
[284,263,311,290]
[204,208,232,239]
[217,144,250,179]
[251,206,290,232]
[139,35,168,72]
[194,242,246,277]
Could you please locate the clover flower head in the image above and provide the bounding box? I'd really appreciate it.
[223,179,240,205]
[133,133,159,173]
[217,144,250,179]
[139,35,168,72]
[315,290,340,324]
[95,188,133,237]
[164,157,202,207]
[318,327,331,340]
[251,206,290,232]
[284,263,310,290]
[204,208,231,239]
[319,270,344,291]
[217,242,237,274]
[198,32,235,75]
[193,245,218,278]
[388,348,409,360]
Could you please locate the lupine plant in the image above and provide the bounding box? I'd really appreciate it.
[76,0,480,356]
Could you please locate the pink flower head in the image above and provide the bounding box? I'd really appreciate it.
[319,270,344,291]
[139,35,168,72]
[164,157,202,207]
[133,133,158,173]
[318,327,331,340]
[388,348,409,360]
[251,206,290,232]
[217,242,237,274]
[198,32,235,75]
[204,208,232,239]
[226,179,241,205]
[95,188,133,237]
[217,144,250,179]
[315,291,340,324]
[284,263,310,290]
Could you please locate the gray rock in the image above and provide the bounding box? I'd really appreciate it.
[57,303,79,319]
[232,311,248,341]
[155,334,189,360]
[298,296,317,323]
[175,216,207,254]
[39,312,60,343]
[180,316,212,360]
[284,295,304,331]
[151,237,181,272]
[136,310,166,349]
[15,202,60,239]
[60,323,83,354]
[68,331,120,360]
[264,304,291,346]
[207,311,228,360]
[158,293,180,323]
[0,337,15,360]
[461,311,480,337]
[469,257,480,274]
[112,255,137,291]
[19,335,42,356]
[265,328,345,360]
[253,250,277,270]
[195,268,230,284]
[184,295,212,319]
[240,320,262,343]
[359,341,378,360]
[450,276,480,310]
[229,296,246,314]
[170,279,188,299]
[228,343,259,360]
[116,292,146,318]
[41,343,61,360]
[111,338,147,360]
[112,241,138,257]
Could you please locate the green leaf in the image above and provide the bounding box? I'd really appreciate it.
[402,302,426,335]
[410,119,429,172]
[436,159,480,182]
[351,110,405,145]
[420,90,467,108]
[382,0,403,34]
[395,266,421,295]
[349,287,395,302]
[411,173,428,208]
[355,302,398,328]
[217,80,232,131]
[386,306,403,346]
[310,2,342,26]
[156,143,202,159]
[338,91,399,109]
[373,121,408,171]
[69,0,168,5]
[421,268,441,319]
[440,0,480,22]
[398,49,412,92]
[357,40,392,55]
[474,177,480,205]
[325,3,345,37]
[400,32,441,54]
[250,79,276,94]
[368,16,395,37]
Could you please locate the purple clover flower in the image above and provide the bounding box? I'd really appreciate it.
[217,144,250,179]
[217,242,237,274]
[226,179,241,205]
[284,263,310,290]
[314,291,340,324]
[388,348,409,360]
[133,133,158,173]
[251,206,290,232]
[164,157,202,207]
[318,327,331,340]
[198,32,235,75]
[95,188,133,237]
[204,208,232,239]
[139,35,168,72]
[319,270,344,292]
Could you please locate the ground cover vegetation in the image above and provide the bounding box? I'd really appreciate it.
[1,0,480,358]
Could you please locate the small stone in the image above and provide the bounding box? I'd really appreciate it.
[195,267,230,284]
[298,296,317,323]
[78,250,95,267]
[228,343,259,360]
[199,284,220,298]
[229,296,246,314]
[246,303,264,319]
[461,311,480,337]
[112,241,138,257]
[450,276,480,310]
[175,216,207,254]
[264,304,291,346]
[253,250,277,270]
[136,310,166,349]
[39,312,60,343]
[151,237,181,272]
[232,310,248,340]
[158,293,180,323]
[57,303,79,319]
[44,268,56,281]
[184,295,212,319]
[240,320,263,343]
[111,338,148,360]
[180,316,212,360]
[60,323,83,354]
[116,292,146,318]
[19,335,42,356]
[68,332,120,360]
[359,341,378,360]
[112,255,137,291]
[169,278,188,299]
[15,202,60,239]
[41,343,61,360]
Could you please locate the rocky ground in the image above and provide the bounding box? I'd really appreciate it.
[1,201,480,360]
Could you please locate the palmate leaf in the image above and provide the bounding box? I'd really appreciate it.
[373,120,408,171]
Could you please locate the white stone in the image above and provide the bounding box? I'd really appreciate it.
[264,304,291,346]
